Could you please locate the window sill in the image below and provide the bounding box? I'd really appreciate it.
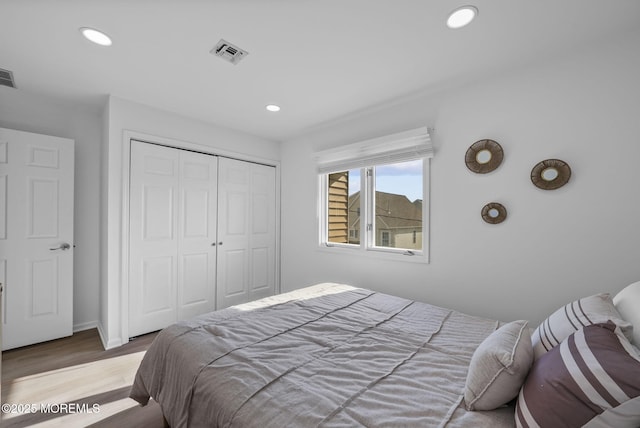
[316,244,429,264]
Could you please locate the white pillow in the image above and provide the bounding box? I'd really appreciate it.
[613,281,640,346]
[531,293,633,360]
[464,320,533,411]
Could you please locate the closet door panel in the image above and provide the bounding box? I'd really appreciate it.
[130,142,218,334]
[183,189,209,237]
[251,247,269,293]
[248,164,276,301]
[226,249,246,294]
[226,192,247,235]
[180,253,209,304]
[143,186,174,240]
[141,256,174,313]
[177,150,217,320]
[217,158,276,308]
[129,142,179,337]
[217,159,250,308]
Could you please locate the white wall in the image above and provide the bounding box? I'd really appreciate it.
[102,96,280,348]
[280,29,640,325]
[0,89,102,331]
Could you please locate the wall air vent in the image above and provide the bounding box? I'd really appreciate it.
[210,39,248,65]
[0,68,16,88]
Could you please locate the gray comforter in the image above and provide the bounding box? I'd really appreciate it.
[130,283,516,427]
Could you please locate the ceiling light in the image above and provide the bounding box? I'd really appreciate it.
[80,27,112,46]
[447,6,478,29]
[266,104,281,112]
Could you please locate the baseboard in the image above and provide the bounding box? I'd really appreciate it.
[73,320,99,333]
[96,322,123,350]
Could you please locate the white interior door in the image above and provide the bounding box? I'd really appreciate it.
[129,141,217,337]
[217,157,275,309]
[0,127,74,350]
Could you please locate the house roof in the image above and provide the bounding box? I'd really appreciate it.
[349,191,422,230]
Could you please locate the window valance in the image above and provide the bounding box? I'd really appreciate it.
[314,126,433,174]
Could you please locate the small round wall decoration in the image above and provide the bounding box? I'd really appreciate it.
[465,139,504,174]
[481,202,507,224]
[531,159,571,190]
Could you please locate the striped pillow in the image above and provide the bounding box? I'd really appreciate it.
[516,322,640,428]
[531,293,633,360]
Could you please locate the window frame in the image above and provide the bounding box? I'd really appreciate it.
[318,158,430,263]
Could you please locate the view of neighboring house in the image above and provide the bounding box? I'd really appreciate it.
[348,191,423,250]
[328,171,423,250]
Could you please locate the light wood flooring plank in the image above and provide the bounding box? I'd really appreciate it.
[1,329,166,427]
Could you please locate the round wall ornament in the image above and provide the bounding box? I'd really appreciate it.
[481,202,507,224]
[531,159,571,190]
[465,139,504,173]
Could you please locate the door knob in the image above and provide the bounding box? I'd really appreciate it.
[50,243,71,251]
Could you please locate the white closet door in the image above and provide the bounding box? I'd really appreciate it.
[129,141,218,337]
[248,162,276,302]
[0,127,74,350]
[177,150,218,321]
[129,142,179,337]
[217,158,275,309]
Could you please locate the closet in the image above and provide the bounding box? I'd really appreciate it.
[128,141,276,337]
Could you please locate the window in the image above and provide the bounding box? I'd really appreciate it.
[323,159,427,257]
[316,127,432,261]
[380,230,390,247]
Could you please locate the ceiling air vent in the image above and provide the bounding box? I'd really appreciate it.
[210,39,248,65]
[0,68,16,88]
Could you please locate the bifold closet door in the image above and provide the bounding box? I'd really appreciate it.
[217,157,276,309]
[129,141,218,337]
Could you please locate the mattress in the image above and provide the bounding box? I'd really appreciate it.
[130,283,516,427]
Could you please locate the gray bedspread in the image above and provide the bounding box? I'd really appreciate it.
[130,283,516,427]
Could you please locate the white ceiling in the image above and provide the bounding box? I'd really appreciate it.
[2,1,640,141]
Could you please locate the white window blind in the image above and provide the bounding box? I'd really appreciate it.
[315,126,433,174]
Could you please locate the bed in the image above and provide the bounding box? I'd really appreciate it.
[130,282,640,428]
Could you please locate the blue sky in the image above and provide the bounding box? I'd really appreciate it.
[348,160,423,202]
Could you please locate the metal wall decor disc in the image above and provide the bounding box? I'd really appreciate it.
[465,139,504,174]
[531,159,571,190]
[481,202,507,224]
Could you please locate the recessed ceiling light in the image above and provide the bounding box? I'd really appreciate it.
[447,6,478,29]
[266,104,281,112]
[80,27,112,46]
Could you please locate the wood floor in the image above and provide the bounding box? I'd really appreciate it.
[1,329,166,427]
